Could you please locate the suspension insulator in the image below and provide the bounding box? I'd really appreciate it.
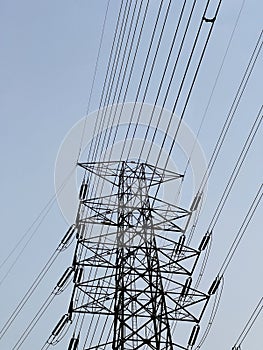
[188,324,200,346]
[79,182,88,200]
[60,225,76,247]
[181,277,192,297]
[190,193,202,211]
[56,267,74,289]
[73,267,83,284]
[68,337,79,350]
[68,300,74,319]
[175,234,186,255]
[76,223,85,240]
[198,232,211,251]
[51,314,69,336]
[208,276,221,295]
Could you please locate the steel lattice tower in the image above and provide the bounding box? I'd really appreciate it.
[49,161,216,350]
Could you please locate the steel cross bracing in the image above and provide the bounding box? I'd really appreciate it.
[49,161,215,350]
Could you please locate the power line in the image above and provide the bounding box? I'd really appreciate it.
[208,105,262,231]
[198,30,263,193]
[77,0,110,163]
[218,184,262,277]
[94,0,153,162]
[84,0,130,165]
[0,166,76,287]
[183,0,246,178]
[89,0,135,163]
[232,297,263,349]
[0,223,76,340]
[182,30,262,247]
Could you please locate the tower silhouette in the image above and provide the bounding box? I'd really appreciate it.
[46,160,217,350]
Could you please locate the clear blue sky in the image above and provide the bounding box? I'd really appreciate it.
[0,1,262,349]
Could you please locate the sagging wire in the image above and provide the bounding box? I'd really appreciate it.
[77,0,111,163]
[183,0,246,180]
[218,184,262,277]
[198,30,262,195]
[0,166,76,286]
[232,297,263,349]
[197,184,262,348]
[0,168,76,340]
[208,105,262,233]
[83,0,128,166]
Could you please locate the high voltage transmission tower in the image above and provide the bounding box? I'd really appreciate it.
[46,160,219,350]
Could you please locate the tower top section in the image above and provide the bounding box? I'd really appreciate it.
[78,160,183,188]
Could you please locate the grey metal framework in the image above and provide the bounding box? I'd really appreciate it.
[49,161,215,350]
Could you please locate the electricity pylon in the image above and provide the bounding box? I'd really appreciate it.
[47,161,217,350]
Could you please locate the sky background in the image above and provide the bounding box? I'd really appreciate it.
[0,0,262,349]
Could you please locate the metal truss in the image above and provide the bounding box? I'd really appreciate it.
[49,161,213,350]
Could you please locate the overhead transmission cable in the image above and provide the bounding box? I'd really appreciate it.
[0,251,59,341]
[89,0,133,163]
[0,164,76,290]
[185,28,262,247]
[101,0,169,162]
[121,0,200,163]
[143,0,222,209]
[147,5,262,225]
[153,0,223,172]
[137,0,195,162]
[195,185,262,349]
[0,123,77,342]
[198,29,263,194]
[77,0,110,163]
[92,0,152,164]
[232,297,263,349]
[208,106,262,232]
[183,0,246,178]
[84,0,202,213]
[218,184,262,277]
[194,105,262,288]
[84,0,129,166]
[0,219,76,340]
[0,166,75,278]
[116,0,174,160]
[11,293,56,350]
